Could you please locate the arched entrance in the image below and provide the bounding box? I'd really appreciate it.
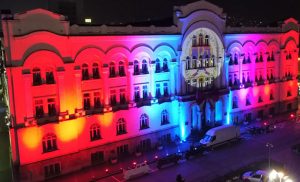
[191,104,201,131]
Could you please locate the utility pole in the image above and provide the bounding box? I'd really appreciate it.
[266,142,274,170]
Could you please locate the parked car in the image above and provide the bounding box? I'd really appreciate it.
[123,161,151,180]
[248,121,274,134]
[185,145,206,159]
[200,125,240,148]
[156,154,181,169]
[242,170,267,182]
[291,143,300,154]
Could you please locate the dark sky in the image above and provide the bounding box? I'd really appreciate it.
[0,0,300,25]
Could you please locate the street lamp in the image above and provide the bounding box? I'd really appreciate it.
[266,142,274,170]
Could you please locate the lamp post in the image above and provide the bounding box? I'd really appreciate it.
[266,142,273,170]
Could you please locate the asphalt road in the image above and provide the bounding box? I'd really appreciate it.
[99,121,300,182]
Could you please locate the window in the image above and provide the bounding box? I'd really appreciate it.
[82,64,89,80]
[163,58,168,71]
[140,114,149,129]
[232,96,238,109]
[117,144,129,156]
[199,34,203,46]
[204,35,209,46]
[155,58,161,73]
[246,97,251,106]
[42,134,57,153]
[163,82,169,97]
[142,59,148,74]
[117,118,126,135]
[258,96,263,103]
[90,124,101,141]
[139,138,151,151]
[287,90,292,97]
[229,55,233,65]
[228,75,233,86]
[259,53,263,62]
[242,73,245,84]
[33,68,42,86]
[270,91,274,100]
[47,98,56,116]
[35,99,44,118]
[118,61,125,76]
[119,89,126,104]
[234,54,238,65]
[91,151,104,165]
[142,85,148,99]
[134,86,140,102]
[247,72,251,83]
[233,74,238,86]
[92,63,100,79]
[186,57,190,70]
[133,60,139,75]
[161,110,169,125]
[46,70,55,84]
[110,90,117,106]
[156,83,161,98]
[44,163,60,178]
[94,92,101,108]
[192,35,197,46]
[83,93,91,110]
[109,62,116,77]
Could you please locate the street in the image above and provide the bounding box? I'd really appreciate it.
[96,120,300,182]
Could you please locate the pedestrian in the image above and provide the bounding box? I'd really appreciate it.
[176,174,185,182]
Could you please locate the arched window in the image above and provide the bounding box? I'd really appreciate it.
[92,63,100,79]
[42,134,57,153]
[140,114,149,129]
[117,118,126,135]
[109,62,116,77]
[205,35,209,46]
[142,59,148,74]
[46,68,55,84]
[82,64,89,80]
[246,95,251,106]
[156,83,161,98]
[192,35,197,46]
[161,110,169,125]
[211,55,215,67]
[118,61,125,76]
[155,58,161,73]
[186,56,190,70]
[134,60,139,75]
[234,54,238,65]
[270,90,274,100]
[199,55,203,68]
[90,124,101,141]
[33,67,42,86]
[199,34,203,46]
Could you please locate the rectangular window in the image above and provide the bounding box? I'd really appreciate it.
[117,144,129,156]
[47,98,56,116]
[94,92,101,108]
[44,163,61,178]
[142,85,148,99]
[156,83,161,98]
[134,86,140,102]
[35,99,44,118]
[119,89,126,104]
[139,139,151,152]
[110,90,117,106]
[83,93,91,110]
[91,151,104,165]
[163,82,169,97]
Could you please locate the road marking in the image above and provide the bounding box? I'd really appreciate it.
[111,176,122,182]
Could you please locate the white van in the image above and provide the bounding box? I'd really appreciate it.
[123,162,151,180]
[200,125,240,147]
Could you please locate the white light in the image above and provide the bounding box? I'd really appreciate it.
[285,179,293,182]
[269,169,277,180]
[278,172,284,179]
[85,18,92,23]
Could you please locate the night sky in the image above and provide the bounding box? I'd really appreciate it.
[0,0,300,25]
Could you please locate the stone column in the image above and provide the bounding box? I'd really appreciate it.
[73,68,82,111]
[56,68,67,113]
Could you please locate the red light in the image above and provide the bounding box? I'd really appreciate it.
[290,114,295,118]
[144,160,147,163]
[155,155,158,159]
[105,169,109,173]
[263,122,267,126]
[133,162,136,165]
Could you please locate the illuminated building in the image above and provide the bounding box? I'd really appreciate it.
[1,1,298,181]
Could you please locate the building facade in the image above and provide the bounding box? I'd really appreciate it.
[1,1,299,181]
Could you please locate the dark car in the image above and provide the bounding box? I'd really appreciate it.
[248,121,274,134]
[185,145,206,159]
[156,154,181,169]
[291,143,300,154]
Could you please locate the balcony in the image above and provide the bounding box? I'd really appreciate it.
[112,103,129,112]
[136,98,152,108]
[36,115,59,125]
[157,96,171,104]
